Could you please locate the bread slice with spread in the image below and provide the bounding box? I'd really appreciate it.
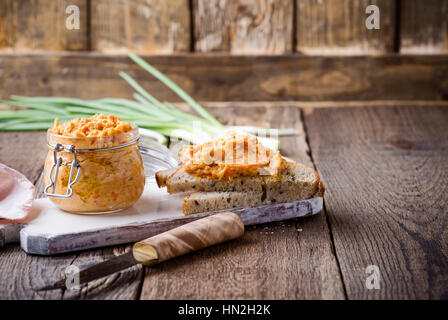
[156,132,324,215]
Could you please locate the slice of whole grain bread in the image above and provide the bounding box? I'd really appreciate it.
[156,162,318,195]
[182,183,323,215]
[180,163,323,215]
[155,167,177,188]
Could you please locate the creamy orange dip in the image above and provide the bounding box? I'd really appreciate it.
[179,131,285,181]
[52,114,132,137]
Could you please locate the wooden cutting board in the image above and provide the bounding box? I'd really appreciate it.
[0,178,322,255]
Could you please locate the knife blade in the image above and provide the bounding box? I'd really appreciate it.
[36,211,244,291]
[36,250,147,291]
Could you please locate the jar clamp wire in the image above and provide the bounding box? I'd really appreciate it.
[44,138,139,199]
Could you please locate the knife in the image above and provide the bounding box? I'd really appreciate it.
[37,212,244,291]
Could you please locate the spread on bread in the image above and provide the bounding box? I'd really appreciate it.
[179,131,286,181]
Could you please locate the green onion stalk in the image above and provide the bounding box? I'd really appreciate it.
[0,53,294,149]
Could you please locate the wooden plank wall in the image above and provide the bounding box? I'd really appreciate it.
[0,0,447,55]
[295,0,396,54]
[400,0,448,54]
[193,0,293,54]
[0,0,89,51]
[2,54,448,102]
[90,0,191,53]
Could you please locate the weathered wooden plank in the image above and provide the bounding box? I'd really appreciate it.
[193,0,293,54]
[203,100,448,109]
[0,131,142,299]
[1,53,448,102]
[0,131,47,182]
[296,0,396,55]
[90,0,190,53]
[400,0,448,54]
[140,105,345,299]
[0,0,88,51]
[304,105,448,299]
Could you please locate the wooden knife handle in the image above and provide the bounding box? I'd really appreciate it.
[132,212,244,266]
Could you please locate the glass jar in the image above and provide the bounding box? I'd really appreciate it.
[44,125,145,214]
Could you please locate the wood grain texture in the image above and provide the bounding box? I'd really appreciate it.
[400,0,448,54]
[1,53,448,102]
[193,0,293,54]
[0,131,47,183]
[90,0,190,53]
[140,105,345,299]
[0,0,88,51]
[296,0,396,55]
[0,132,142,299]
[304,106,448,299]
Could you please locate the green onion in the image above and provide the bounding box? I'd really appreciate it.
[127,53,223,128]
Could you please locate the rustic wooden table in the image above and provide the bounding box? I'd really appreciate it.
[0,103,447,299]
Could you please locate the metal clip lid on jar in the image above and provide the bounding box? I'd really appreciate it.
[43,125,146,214]
[44,137,140,199]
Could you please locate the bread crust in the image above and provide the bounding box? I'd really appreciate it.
[155,167,178,188]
